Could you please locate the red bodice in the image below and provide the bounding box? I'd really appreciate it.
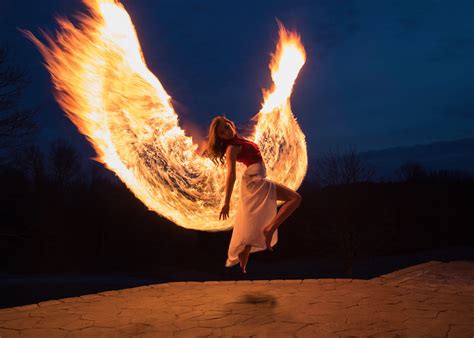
[223,134,263,167]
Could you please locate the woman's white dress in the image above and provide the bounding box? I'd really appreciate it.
[225,160,278,267]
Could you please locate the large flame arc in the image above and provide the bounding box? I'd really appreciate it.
[22,0,308,231]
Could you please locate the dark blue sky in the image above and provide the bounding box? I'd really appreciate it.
[1,0,473,164]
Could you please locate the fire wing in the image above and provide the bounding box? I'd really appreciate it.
[22,0,307,231]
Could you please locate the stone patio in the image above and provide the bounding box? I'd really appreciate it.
[0,260,473,337]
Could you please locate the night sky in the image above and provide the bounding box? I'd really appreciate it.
[1,0,473,169]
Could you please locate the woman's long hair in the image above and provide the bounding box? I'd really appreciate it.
[207,115,237,166]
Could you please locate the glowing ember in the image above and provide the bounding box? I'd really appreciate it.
[22,0,308,231]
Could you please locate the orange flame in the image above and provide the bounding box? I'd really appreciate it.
[22,0,308,231]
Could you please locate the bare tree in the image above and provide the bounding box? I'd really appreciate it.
[13,144,45,186]
[49,139,81,187]
[0,45,37,154]
[314,147,341,186]
[314,145,375,186]
[340,146,376,184]
[394,161,428,182]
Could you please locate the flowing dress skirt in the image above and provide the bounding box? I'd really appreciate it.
[225,160,278,267]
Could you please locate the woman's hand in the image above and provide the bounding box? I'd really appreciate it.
[219,203,230,220]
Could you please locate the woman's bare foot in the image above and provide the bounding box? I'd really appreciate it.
[239,259,247,273]
[263,226,276,251]
[238,245,251,273]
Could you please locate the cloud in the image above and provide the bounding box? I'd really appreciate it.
[393,0,441,34]
[428,36,474,62]
[441,101,474,118]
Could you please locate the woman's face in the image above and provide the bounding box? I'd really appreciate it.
[216,120,235,140]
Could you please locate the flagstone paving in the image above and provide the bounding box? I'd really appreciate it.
[0,260,473,337]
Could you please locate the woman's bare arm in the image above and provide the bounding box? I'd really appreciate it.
[223,145,239,205]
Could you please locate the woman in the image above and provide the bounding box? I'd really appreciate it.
[207,116,302,273]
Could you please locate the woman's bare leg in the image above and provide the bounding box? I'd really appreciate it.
[263,182,302,250]
[238,245,252,273]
